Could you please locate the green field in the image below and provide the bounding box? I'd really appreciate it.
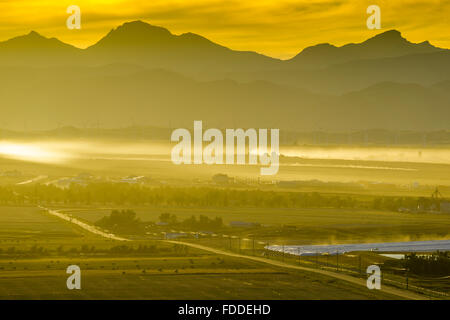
[0,207,80,241]
[0,254,403,300]
[0,205,404,299]
[63,206,450,244]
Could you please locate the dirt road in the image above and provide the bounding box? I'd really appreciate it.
[39,206,129,241]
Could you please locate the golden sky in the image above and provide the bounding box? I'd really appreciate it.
[0,0,449,59]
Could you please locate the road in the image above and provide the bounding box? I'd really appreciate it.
[166,240,429,300]
[16,175,48,185]
[39,206,129,241]
[38,206,429,300]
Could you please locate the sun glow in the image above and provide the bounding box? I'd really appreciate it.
[0,142,68,163]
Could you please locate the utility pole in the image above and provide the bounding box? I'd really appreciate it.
[316,250,319,268]
[282,244,285,262]
[336,250,339,272]
[406,268,409,290]
[238,237,241,254]
[359,255,362,275]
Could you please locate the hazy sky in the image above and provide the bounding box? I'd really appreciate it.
[0,0,448,59]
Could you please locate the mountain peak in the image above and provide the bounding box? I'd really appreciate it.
[373,29,402,38]
[364,29,406,44]
[106,20,174,40]
[0,30,77,51]
[299,43,337,54]
[114,20,171,35]
[10,30,46,42]
[27,30,43,38]
[89,20,174,49]
[290,29,441,67]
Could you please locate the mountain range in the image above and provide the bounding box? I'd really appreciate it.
[0,20,448,131]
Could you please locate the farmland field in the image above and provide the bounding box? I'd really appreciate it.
[64,206,450,245]
[0,207,81,242]
[0,256,401,300]
[0,140,449,300]
[0,205,404,299]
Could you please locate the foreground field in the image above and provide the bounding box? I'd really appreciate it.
[0,255,401,300]
[0,206,405,299]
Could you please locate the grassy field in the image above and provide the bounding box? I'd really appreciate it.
[0,205,403,299]
[181,238,449,297]
[64,206,450,244]
[0,255,401,300]
[0,207,80,241]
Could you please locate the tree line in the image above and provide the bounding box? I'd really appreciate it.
[404,252,450,276]
[0,183,437,212]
